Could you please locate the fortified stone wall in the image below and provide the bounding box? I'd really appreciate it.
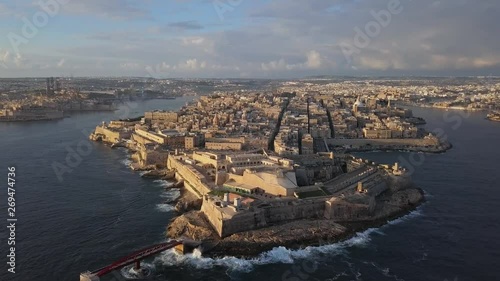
[205,142,242,151]
[192,152,227,170]
[93,126,128,143]
[167,157,211,196]
[131,133,153,146]
[200,197,224,235]
[141,149,169,167]
[135,129,165,144]
[221,210,266,237]
[201,196,327,237]
[263,199,325,222]
[324,197,373,221]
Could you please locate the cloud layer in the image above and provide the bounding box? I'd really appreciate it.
[0,0,498,77]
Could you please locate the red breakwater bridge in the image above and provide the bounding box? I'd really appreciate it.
[80,240,188,281]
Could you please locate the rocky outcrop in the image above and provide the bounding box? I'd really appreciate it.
[141,169,176,180]
[168,211,216,241]
[168,211,348,256]
[174,187,202,213]
[167,187,425,257]
[371,188,424,221]
[212,220,347,256]
[388,188,423,206]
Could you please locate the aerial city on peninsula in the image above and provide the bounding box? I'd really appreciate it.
[2,76,499,279]
[1,76,500,279]
[1,0,499,280]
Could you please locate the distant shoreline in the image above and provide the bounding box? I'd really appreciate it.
[399,102,488,112]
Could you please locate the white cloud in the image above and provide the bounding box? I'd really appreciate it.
[1,0,499,77]
[305,50,322,69]
[261,51,324,71]
[179,59,207,71]
[14,53,28,68]
[261,58,288,71]
[182,37,205,46]
[211,64,240,71]
[1,49,10,63]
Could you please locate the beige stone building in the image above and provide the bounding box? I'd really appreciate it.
[205,137,246,151]
[144,110,178,124]
[225,168,299,197]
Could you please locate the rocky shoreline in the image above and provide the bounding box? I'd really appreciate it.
[167,186,425,257]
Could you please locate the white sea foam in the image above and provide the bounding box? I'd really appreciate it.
[155,227,378,273]
[156,248,255,272]
[387,207,424,226]
[160,189,181,202]
[120,158,132,167]
[154,206,424,273]
[155,203,175,212]
[119,263,155,279]
[154,180,175,189]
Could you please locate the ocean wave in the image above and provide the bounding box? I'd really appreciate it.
[120,158,132,167]
[160,189,181,202]
[386,207,424,226]
[118,263,156,280]
[155,227,379,273]
[156,248,254,272]
[154,180,175,189]
[153,207,424,274]
[155,203,175,213]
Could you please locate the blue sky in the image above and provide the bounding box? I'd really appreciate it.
[0,0,499,78]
